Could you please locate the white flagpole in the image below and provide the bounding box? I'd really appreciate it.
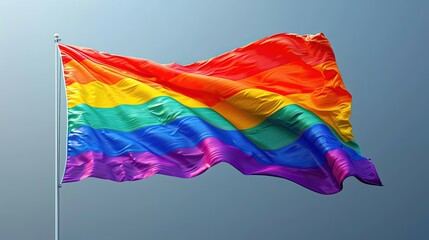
[54,33,62,240]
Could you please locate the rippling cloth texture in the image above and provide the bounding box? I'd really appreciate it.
[59,33,381,194]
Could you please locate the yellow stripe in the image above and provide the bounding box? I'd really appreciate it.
[67,78,207,109]
[214,88,353,141]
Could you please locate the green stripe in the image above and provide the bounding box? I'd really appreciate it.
[269,107,361,153]
[68,96,360,152]
[68,97,237,130]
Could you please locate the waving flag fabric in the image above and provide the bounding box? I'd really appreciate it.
[59,33,381,194]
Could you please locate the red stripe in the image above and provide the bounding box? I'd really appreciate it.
[59,33,336,84]
[167,33,335,79]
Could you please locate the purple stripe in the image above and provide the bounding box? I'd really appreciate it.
[62,138,381,194]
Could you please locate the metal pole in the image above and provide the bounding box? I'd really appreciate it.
[54,33,62,240]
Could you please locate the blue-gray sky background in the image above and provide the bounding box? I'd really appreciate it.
[1,1,428,239]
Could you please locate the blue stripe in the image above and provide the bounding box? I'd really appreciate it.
[68,116,365,168]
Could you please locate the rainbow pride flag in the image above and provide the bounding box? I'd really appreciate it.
[59,33,381,194]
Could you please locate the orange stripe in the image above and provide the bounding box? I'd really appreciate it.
[63,59,165,88]
[63,58,349,102]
